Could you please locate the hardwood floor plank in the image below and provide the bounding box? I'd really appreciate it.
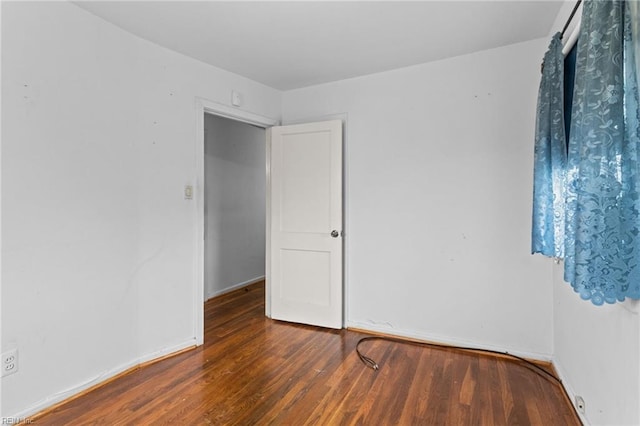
[31,281,580,425]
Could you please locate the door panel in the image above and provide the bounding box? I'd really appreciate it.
[281,132,332,234]
[269,120,343,329]
[280,249,331,305]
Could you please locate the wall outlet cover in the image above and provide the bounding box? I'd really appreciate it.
[2,348,19,377]
[575,395,585,414]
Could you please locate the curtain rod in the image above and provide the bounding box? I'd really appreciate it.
[561,0,583,39]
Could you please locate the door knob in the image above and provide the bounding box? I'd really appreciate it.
[331,230,340,238]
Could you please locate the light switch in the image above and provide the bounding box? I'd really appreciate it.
[184,185,193,200]
[231,90,242,107]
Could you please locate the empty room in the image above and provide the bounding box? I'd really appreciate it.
[2,1,639,425]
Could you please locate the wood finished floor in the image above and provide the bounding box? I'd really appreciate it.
[33,281,580,425]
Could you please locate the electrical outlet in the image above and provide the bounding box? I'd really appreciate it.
[575,395,585,414]
[2,348,19,377]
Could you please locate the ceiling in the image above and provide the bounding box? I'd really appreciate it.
[73,1,563,91]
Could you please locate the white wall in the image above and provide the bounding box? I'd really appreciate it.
[1,1,280,418]
[283,38,554,358]
[204,115,265,300]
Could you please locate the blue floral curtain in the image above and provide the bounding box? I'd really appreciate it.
[532,33,567,258]
[564,0,640,305]
[533,0,640,305]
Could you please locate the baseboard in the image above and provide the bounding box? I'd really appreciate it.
[346,321,553,363]
[12,339,197,422]
[205,275,265,301]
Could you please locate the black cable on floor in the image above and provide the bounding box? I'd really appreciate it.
[356,335,585,423]
[355,335,561,385]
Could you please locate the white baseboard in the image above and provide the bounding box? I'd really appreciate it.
[346,320,553,362]
[205,275,265,301]
[11,338,197,421]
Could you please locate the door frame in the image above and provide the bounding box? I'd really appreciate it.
[194,97,278,345]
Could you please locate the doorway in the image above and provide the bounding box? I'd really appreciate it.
[203,114,266,301]
[194,99,346,343]
[194,98,278,345]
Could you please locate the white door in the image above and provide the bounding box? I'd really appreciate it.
[268,120,343,329]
